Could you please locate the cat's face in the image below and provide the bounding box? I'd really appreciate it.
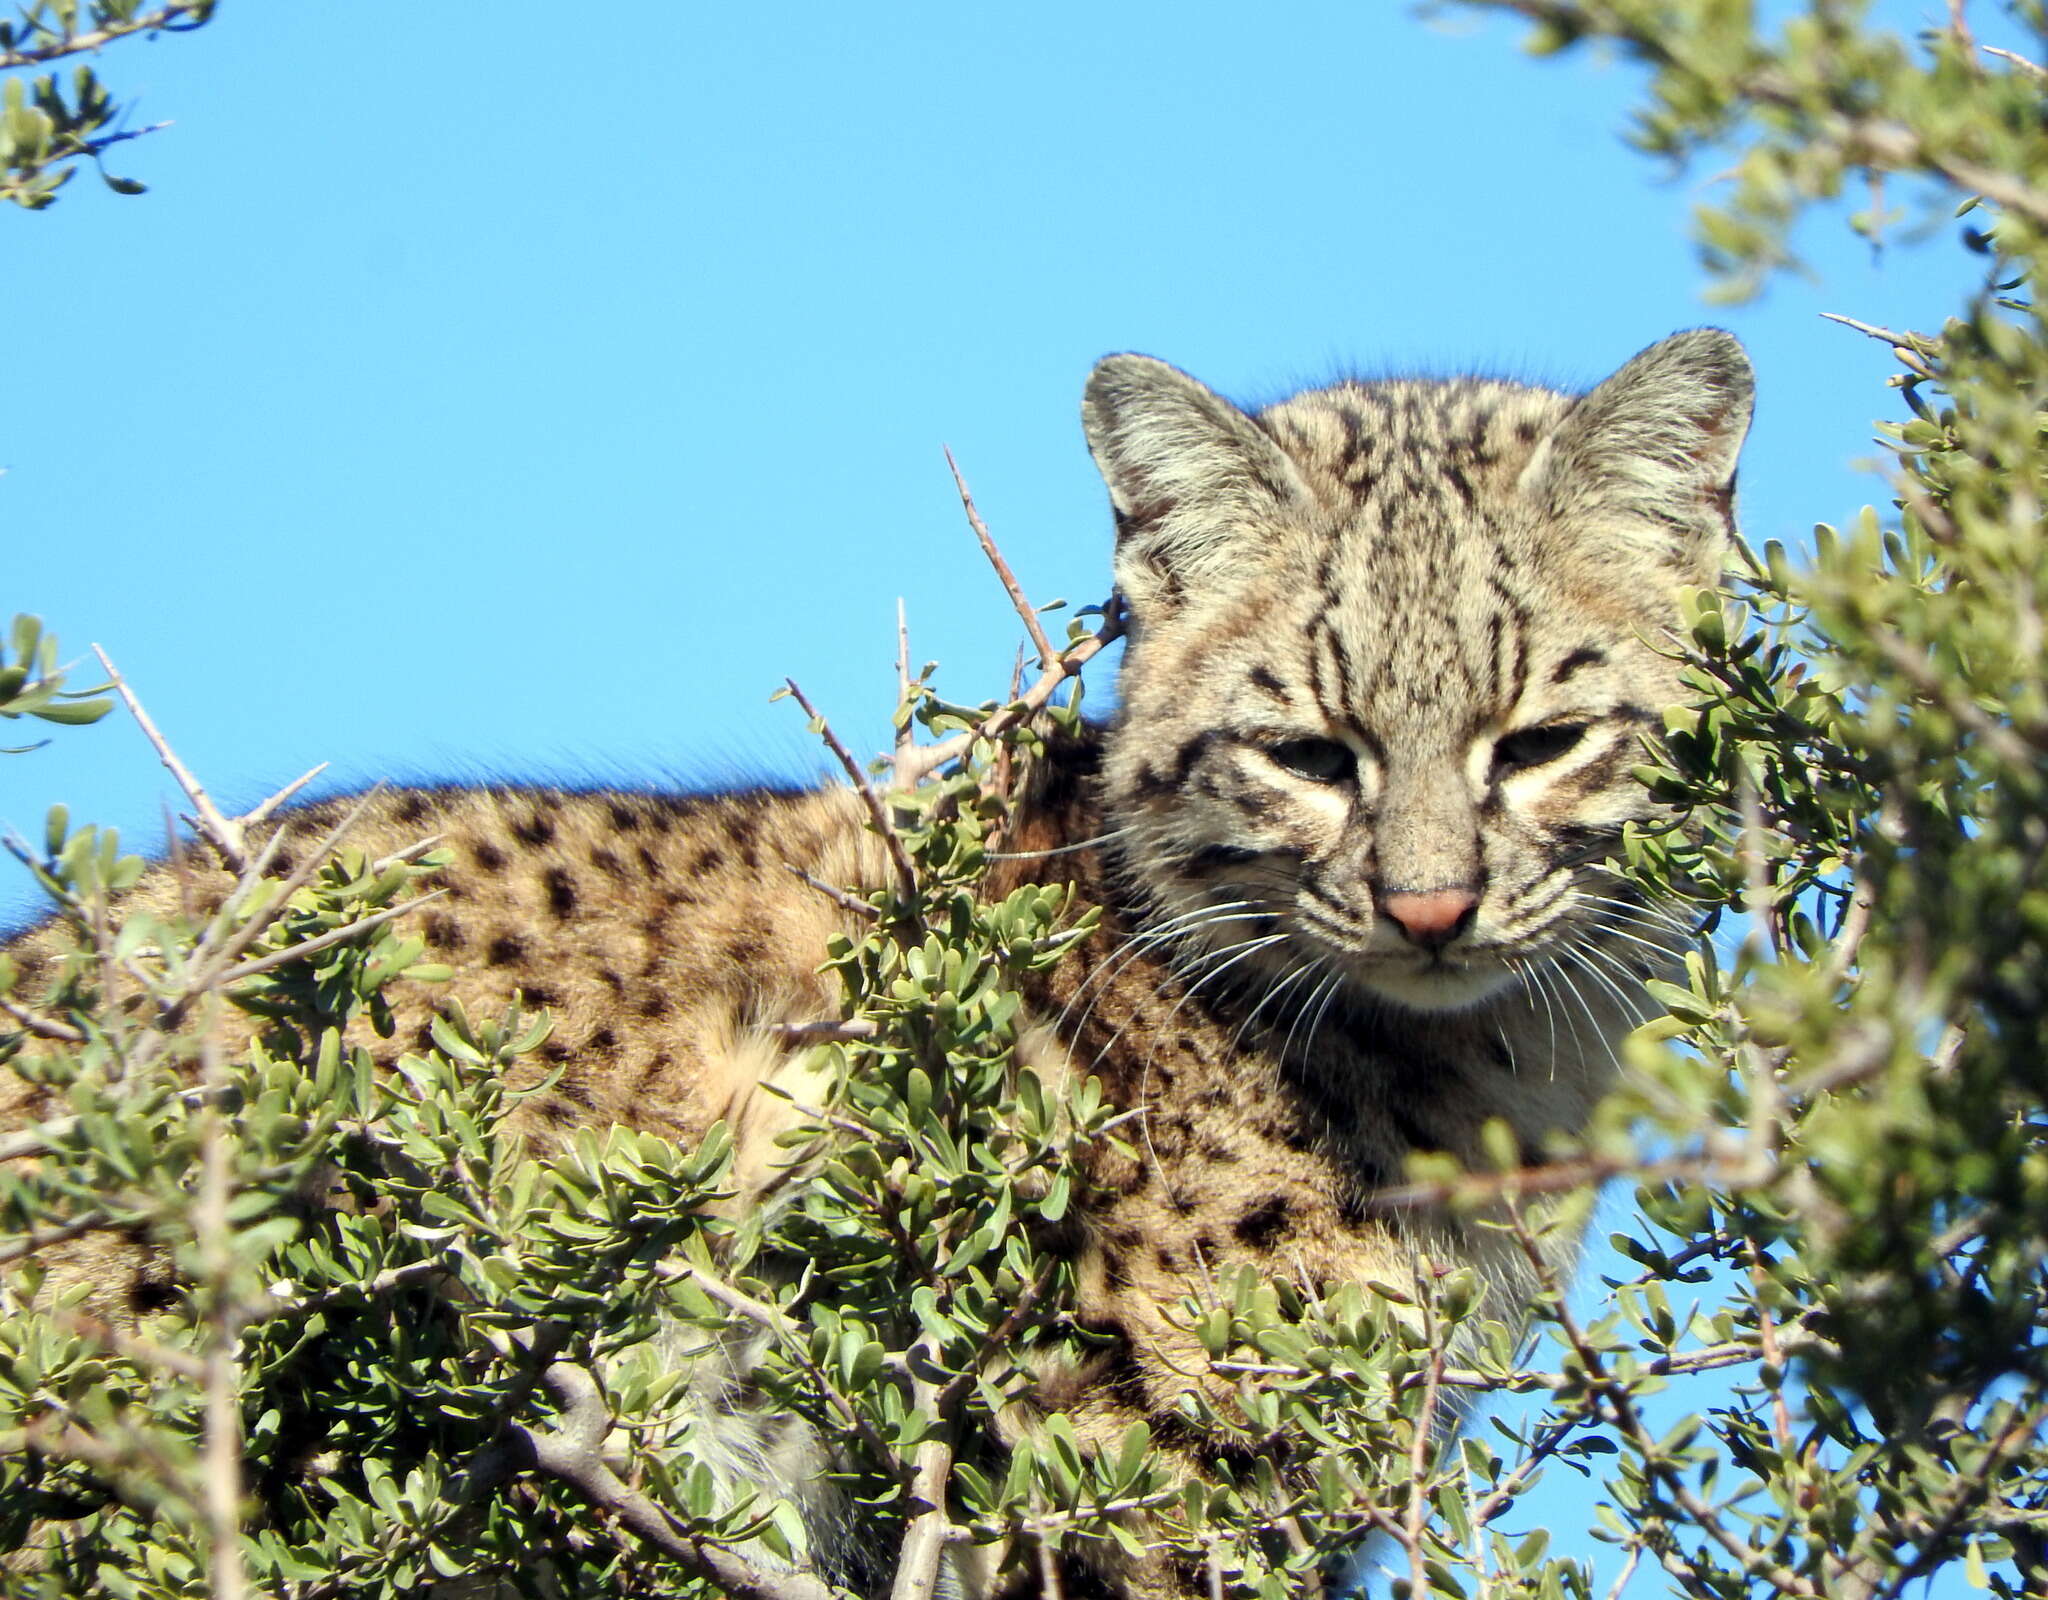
[1084,333,1753,1014]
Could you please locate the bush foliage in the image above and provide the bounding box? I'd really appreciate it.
[5,2,2048,1597]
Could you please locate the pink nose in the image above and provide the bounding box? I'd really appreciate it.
[1379,889,1479,949]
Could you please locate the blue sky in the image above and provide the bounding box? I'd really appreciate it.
[3,3,1993,1593]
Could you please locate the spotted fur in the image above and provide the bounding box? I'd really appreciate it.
[1,332,1753,1598]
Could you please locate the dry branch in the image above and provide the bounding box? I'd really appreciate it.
[95,645,248,872]
[946,446,1057,670]
[782,678,921,908]
[514,1360,839,1600]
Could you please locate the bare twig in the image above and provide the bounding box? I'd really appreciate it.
[140,789,387,1060]
[0,1084,220,1165]
[259,1259,448,1322]
[0,1209,116,1266]
[514,1360,838,1600]
[784,862,882,921]
[0,993,85,1043]
[95,645,247,872]
[1983,44,2048,80]
[770,1019,880,1043]
[215,892,442,987]
[945,447,1056,670]
[1818,312,1938,380]
[893,597,918,785]
[238,764,328,829]
[783,679,920,909]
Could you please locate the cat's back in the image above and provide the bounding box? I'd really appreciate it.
[2,779,887,1156]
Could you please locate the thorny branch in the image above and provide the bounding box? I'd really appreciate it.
[782,677,922,909]
[945,446,1057,670]
[95,645,248,873]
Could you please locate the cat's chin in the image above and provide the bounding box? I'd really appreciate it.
[1350,960,1520,1014]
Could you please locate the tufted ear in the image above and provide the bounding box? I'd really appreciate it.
[1520,329,1755,583]
[1082,354,1309,621]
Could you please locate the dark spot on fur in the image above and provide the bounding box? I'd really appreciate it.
[1233,1196,1291,1249]
[473,842,507,872]
[395,794,430,825]
[1168,1188,1200,1216]
[639,992,670,1019]
[511,814,554,847]
[555,1074,595,1109]
[130,1279,179,1314]
[1051,1555,1122,1600]
[522,984,559,1008]
[536,1096,576,1127]
[589,1027,618,1053]
[422,914,464,950]
[596,966,625,993]
[541,1040,571,1063]
[544,867,579,918]
[486,935,526,966]
[724,936,767,967]
[271,851,297,878]
[590,847,627,878]
[638,846,662,877]
[608,802,641,832]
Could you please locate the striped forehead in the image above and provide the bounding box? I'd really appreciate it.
[1296,524,1531,742]
[1259,377,1565,513]
[1256,378,1572,740]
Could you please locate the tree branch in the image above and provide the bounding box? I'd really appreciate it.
[513,1359,838,1600]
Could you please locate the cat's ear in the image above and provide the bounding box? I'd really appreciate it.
[1083,354,1309,620]
[1522,329,1754,582]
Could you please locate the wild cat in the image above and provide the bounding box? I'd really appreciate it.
[0,330,1752,1597]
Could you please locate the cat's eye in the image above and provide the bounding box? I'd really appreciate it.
[1268,738,1355,783]
[1493,722,1589,773]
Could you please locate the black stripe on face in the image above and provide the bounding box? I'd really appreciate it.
[1248,664,1291,703]
[1484,574,1531,707]
[1552,645,1607,683]
[1167,731,1218,788]
[1184,844,1262,875]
